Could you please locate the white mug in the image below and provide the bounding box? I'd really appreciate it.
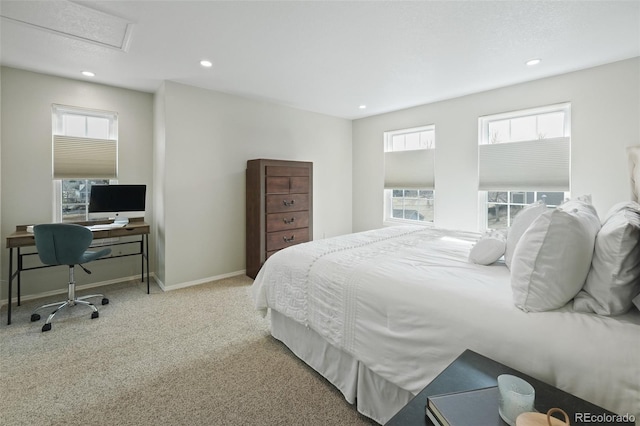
[498,374,536,426]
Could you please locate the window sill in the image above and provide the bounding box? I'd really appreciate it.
[383,219,434,228]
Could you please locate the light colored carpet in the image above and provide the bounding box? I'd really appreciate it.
[0,276,376,426]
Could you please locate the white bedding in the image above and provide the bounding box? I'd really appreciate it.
[251,225,640,423]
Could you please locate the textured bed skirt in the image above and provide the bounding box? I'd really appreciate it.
[270,310,414,424]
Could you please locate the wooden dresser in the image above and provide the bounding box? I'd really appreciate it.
[246,159,313,279]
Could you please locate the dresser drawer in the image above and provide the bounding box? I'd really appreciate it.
[266,177,290,194]
[289,176,309,193]
[266,211,310,232]
[266,194,309,213]
[266,228,310,252]
[266,176,309,194]
[266,166,310,177]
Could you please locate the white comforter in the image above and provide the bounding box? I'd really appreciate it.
[251,226,640,421]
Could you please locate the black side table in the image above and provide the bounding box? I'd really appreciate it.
[385,349,632,426]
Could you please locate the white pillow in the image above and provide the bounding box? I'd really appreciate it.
[574,202,640,315]
[504,201,547,269]
[469,231,506,265]
[603,200,634,218]
[510,197,601,312]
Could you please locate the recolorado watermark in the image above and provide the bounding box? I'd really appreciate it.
[574,412,636,424]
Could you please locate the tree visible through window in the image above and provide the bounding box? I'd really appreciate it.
[62,179,111,222]
[487,191,564,229]
[392,189,434,221]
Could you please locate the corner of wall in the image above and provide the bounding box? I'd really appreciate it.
[152,82,167,286]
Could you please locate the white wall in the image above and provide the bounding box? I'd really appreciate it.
[6,57,635,298]
[157,81,352,288]
[0,67,3,285]
[153,82,167,286]
[0,68,351,300]
[0,67,154,299]
[352,58,640,232]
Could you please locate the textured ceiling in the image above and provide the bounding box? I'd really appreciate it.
[1,1,639,119]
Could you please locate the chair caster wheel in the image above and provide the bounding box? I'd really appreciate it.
[42,323,51,332]
[101,298,109,305]
[91,311,99,319]
[31,313,41,322]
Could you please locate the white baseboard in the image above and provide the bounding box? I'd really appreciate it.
[159,270,246,292]
[0,274,149,306]
[0,270,247,306]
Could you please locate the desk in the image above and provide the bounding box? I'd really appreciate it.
[5,218,150,325]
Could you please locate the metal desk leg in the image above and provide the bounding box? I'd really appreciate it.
[7,247,13,325]
[140,237,144,283]
[17,247,22,306]
[139,234,150,294]
[145,234,150,294]
[6,247,26,325]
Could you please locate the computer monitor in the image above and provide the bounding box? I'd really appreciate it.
[88,184,146,221]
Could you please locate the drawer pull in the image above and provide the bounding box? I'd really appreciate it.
[283,217,295,224]
[283,235,295,243]
[283,200,295,207]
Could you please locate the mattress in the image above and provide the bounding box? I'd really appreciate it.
[251,225,640,423]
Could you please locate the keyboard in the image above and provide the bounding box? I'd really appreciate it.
[87,223,126,231]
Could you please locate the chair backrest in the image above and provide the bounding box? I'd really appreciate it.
[33,224,94,266]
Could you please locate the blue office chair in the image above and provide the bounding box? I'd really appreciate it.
[30,224,112,332]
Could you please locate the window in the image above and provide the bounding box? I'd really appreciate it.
[52,105,118,222]
[384,126,435,224]
[390,189,435,222]
[61,179,112,222]
[478,103,570,230]
[483,110,567,144]
[486,191,565,230]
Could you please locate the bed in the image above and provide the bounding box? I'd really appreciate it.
[251,151,640,424]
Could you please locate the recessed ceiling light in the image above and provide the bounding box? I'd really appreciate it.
[359,105,367,109]
[81,71,95,77]
[200,60,213,68]
[526,58,541,66]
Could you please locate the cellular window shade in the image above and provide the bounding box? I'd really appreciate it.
[53,135,117,179]
[478,137,570,191]
[384,149,435,189]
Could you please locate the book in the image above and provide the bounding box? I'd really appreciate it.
[426,386,502,426]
